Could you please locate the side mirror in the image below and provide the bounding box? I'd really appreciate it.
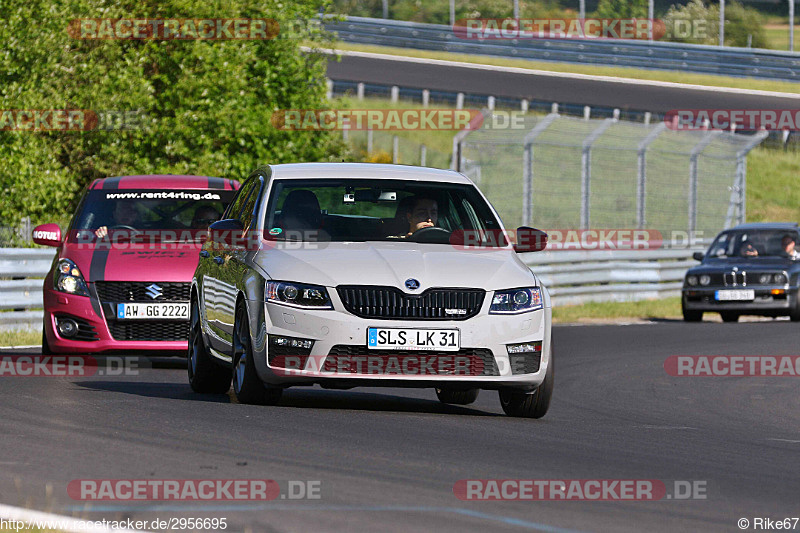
[209,219,245,248]
[514,227,548,253]
[32,224,62,247]
[692,251,705,261]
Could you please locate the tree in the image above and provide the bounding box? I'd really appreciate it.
[594,0,648,19]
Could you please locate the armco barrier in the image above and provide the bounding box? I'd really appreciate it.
[0,248,55,331]
[326,16,800,82]
[0,246,701,331]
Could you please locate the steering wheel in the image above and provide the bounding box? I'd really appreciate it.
[109,225,141,233]
[407,226,452,244]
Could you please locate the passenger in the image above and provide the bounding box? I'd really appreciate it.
[191,205,221,229]
[782,235,799,260]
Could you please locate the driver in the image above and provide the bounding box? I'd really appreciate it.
[405,196,438,236]
[94,202,139,238]
[782,235,799,260]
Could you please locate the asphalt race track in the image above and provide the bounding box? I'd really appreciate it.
[1,321,798,532]
[326,53,800,113]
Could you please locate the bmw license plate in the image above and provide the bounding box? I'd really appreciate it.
[116,303,189,320]
[367,328,460,351]
[715,290,755,301]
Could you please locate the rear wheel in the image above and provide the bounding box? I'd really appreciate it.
[435,388,479,405]
[720,312,740,323]
[232,303,282,406]
[188,295,231,394]
[499,345,554,419]
[790,291,800,322]
[682,300,702,322]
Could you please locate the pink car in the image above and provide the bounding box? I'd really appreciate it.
[33,175,239,354]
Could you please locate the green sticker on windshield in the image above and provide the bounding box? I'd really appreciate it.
[269,228,282,235]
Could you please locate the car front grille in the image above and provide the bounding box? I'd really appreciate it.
[95,282,190,302]
[108,321,188,342]
[324,345,499,376]
[336,286,484,320]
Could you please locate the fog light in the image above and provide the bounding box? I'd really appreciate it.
[507,342,542,354]
[56,318,79,338]
[269,335,313,350]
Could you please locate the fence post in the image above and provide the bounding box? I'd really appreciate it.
[391,85,399,103]
[357,82,365,100]
[422,89,430,108]
[420,144,427,166]
[456,92,464,110]
[487,96,495,110]
[326,79,333,100]
[688,130,721,233]
[392,135,399,164]
[636,123,666,229]
[521,99,529,112]
[522,113,559,227]
[367,129,373,153]
[581,119,615,229]
[451,109,492,171]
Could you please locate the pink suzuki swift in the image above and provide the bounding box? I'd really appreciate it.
[33,175,239,354]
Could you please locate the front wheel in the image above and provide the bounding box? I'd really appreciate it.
[682,299,702,322]
[499,344,554,419]
[436,388,479,405]
[232,303,282,406]
[188,296,231,394]
[790,291,800,322]
[720,311,740,323]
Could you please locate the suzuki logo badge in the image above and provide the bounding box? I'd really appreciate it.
[145,283,163,300]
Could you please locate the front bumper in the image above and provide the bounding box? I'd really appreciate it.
[682,286,794,314]
[43,287,187,354]
[251,296,552,391]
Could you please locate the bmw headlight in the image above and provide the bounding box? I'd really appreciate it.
[759,274,771,284]
[54,259,89,296]
[773,273,788,285]
[686,275,698,286]
[490,287,543,314]
[699,275,711,286]
[266,281,332,309]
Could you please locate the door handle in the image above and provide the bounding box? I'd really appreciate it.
[213,256,224,265]
[199,250,210,258]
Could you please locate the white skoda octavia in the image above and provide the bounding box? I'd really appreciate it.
[190,163,553,418]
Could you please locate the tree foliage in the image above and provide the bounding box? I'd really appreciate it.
[664,0,767,47]
[0,0,346,226]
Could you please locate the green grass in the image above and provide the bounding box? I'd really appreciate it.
[765,25,800,52]
[552,297,682,323]
[0,329,41,347]
[747,146,800,223]
[330,42,800,94]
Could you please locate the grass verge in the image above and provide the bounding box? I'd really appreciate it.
[0,329,41,347]
[552,297,682,323]
[329,42,800,94]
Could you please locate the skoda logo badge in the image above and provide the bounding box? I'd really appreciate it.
[145,283,163,300]
[405,278,420,291]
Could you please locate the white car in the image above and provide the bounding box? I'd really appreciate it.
[190,163,553,418]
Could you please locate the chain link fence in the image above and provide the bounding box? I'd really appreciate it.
[455,113,767,237]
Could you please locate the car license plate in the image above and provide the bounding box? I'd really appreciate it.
[715,290,755,301]
[116,303,189,320]
[367,328,460,351]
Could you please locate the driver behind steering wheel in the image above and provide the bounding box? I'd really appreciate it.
[94,202,139,238]
[404,195,438,237]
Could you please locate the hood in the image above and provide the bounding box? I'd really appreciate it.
[690,257,796,273]
[254,241,536,291]
[61,241,201,282]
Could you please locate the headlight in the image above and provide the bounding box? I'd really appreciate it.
[686,275,698,286]
[774,273,788,285]
[699,275,711,286]
[54,259,88,296]
[759,274,771,284]
[266,281,333,309]
[490,287,543,314]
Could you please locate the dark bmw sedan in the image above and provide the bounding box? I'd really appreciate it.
[682,223,800,322]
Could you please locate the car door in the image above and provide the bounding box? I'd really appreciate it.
[203,176,260,352]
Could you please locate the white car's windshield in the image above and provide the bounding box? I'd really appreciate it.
[263,179,504,244]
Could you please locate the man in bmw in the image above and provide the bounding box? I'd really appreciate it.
[189,163,553,418]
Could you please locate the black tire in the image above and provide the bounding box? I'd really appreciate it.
[188,295,231,394]
[682,300,703,322]
[499,345,554,419]
[41,325,54,355]
[232,302,282,406]
[790,291,800,322]
[435,388,479,405]
[720,312,740,323]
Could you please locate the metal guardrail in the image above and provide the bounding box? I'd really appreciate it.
[327,16,800,81]
[0,248,55,331]
[0,246,700,332]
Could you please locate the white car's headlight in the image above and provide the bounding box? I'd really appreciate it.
[54,259,89,296]
[266,281,333,309]
[490,287,543,314]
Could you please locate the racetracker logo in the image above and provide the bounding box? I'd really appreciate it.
[67,479,321,500]
[67,19,279,40]
[450,229,682,251]
[0,356,138,377]
[453,479,707,500]
[665,356,800,376]
[0,110,146,131]
[270,354,490,376]
[453,18,667,40]
[664,109,800,132]
[271,109,484,131]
